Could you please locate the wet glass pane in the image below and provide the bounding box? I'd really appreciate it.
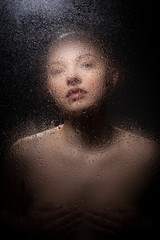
[1,1,160,239]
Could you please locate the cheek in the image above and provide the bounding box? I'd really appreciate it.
[47,78,63,98]
[87,70,107,92]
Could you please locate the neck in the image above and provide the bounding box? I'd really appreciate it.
[61,105,114,150]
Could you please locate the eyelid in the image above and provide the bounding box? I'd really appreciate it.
[77,55,95,62]
[82,62,94,66]
[81,60,95,65]
[49,63,64,69]
[48,62,65,69]
[49,66,65,75]
[47,60,65,70]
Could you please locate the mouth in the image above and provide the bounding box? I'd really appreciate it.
[66,87,87,100]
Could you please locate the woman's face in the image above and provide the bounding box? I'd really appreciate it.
[47,38,116,113]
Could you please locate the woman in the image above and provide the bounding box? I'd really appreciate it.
[2,31,160,239]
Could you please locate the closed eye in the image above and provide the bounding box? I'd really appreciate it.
[82,62,94,68]
[50,68,64,75]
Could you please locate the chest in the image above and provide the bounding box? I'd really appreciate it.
[26,149,149,210]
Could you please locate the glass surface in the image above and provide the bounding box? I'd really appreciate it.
[1,1,160,240]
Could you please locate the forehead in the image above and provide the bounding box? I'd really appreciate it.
[47,38,103,63]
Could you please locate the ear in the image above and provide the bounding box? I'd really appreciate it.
[112,69,119,87]
[47,82,51,94]
[47,78,54,94]
[47,84,52,94]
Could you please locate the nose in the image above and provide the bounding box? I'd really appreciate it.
[66,66,82,86]
[67,76,82,86]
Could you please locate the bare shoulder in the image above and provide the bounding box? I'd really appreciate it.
[115,127,160,162]
[8,124,63,160]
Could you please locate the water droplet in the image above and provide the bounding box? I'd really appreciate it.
[75,129,81,134]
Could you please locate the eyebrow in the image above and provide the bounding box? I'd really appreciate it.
[49,60,65,65]
[76,53,96,61]
[49,53,96,66]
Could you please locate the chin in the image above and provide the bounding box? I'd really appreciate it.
[58,97,105,115]
[63,104,102,118]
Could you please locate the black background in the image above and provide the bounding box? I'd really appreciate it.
[0,0,160,158]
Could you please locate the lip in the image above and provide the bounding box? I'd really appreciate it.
[66,87,87,100]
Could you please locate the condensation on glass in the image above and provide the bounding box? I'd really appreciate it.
[1,1,160,240]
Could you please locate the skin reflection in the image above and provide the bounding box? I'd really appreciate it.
[2,31,160,240]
